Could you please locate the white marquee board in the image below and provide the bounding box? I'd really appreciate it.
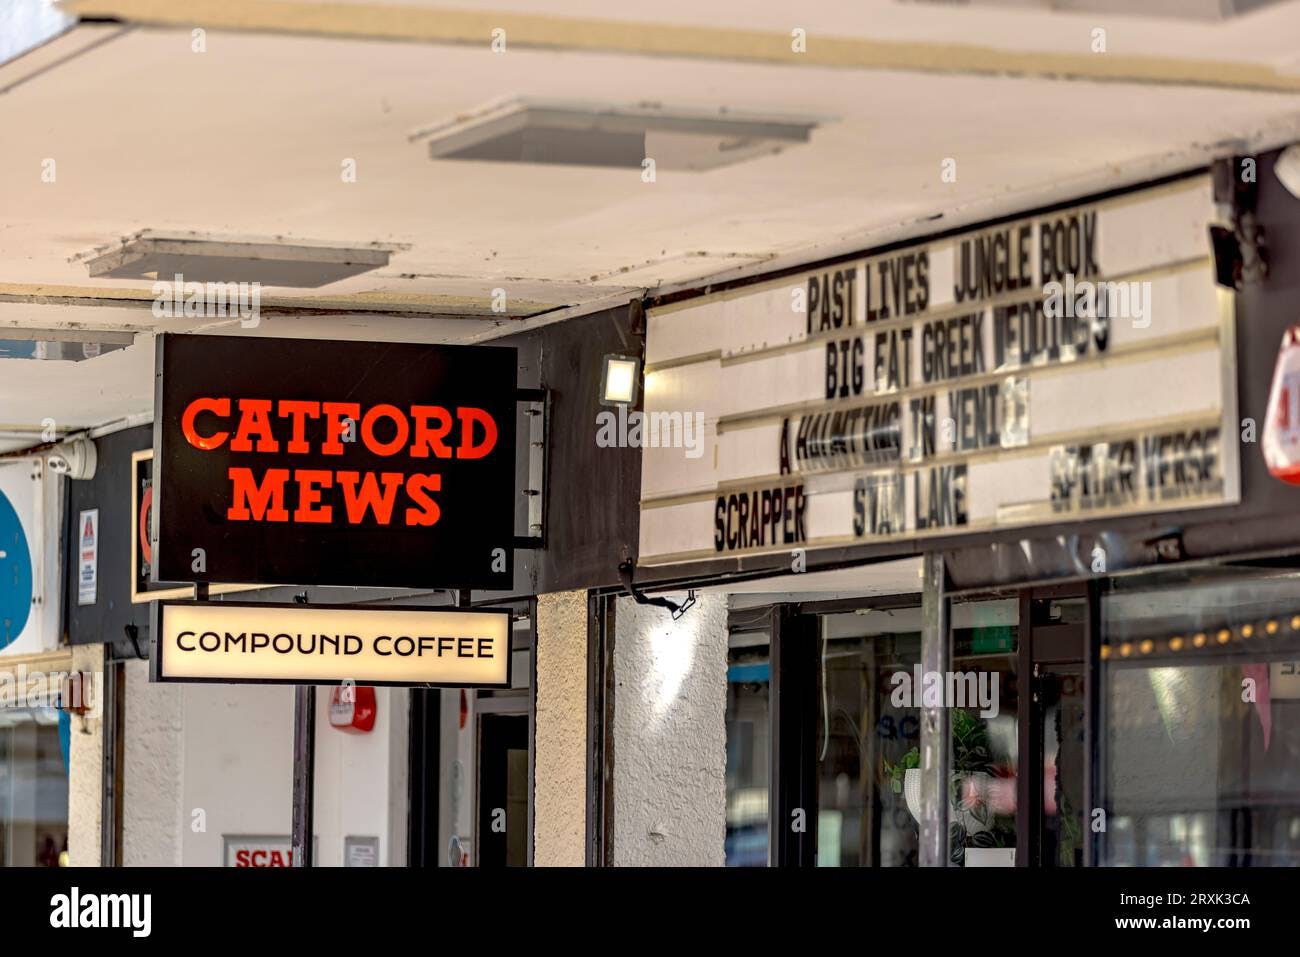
[638,177,1239,566]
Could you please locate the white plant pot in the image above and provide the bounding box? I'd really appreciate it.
[903,768,923,823]
[902,768,994,837]
[964,847,1016,868]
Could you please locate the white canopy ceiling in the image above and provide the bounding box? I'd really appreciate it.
[2,0,1300,450]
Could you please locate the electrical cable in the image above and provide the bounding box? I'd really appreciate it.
[617,559,694,619]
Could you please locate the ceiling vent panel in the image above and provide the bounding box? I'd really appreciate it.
[412,98,824,171]
[76,233,399,288]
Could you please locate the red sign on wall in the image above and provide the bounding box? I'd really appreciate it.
[223,835,308,868]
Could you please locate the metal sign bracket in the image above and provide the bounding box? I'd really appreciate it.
[515,388,548,550]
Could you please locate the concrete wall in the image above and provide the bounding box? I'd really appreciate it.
[121,670,408,866]
[533,590,588,866]
[311,686,409,867]
[175,682,293,865]
[65,643,103,866]
[612,592,727,866]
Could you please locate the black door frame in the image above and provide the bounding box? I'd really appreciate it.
[768,593,920,867]
[1015,581,1098,867]
[770,604,819,867]
[406,688,441,867]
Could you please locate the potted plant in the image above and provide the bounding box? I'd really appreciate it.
[882,746,922,819]
[881,708,1014,865]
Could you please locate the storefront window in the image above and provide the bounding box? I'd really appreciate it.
[948,599,1019,867]
[0,707,68,866]
[809,600,1019,867]
[725,625,769,867]
[815,610,921,867]
[1100,571,1300,866]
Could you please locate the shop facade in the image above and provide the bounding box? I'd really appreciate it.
[17,151,1300,870]
[598,149,1300,867]
[57,304,640,868]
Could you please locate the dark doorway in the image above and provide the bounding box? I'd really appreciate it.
[477,713,529,867]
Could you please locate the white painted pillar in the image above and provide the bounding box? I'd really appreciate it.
[613,592,727,866]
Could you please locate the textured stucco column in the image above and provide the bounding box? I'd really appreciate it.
[123,657,184,865]
[533,590,589,866]
[613,592,727,866]
[66,642,104,866]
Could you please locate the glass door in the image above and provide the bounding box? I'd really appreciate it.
[0,706,68,867]
[1037,661,1086,866]
[1019,588,1089,867]
[771,596,1020,867]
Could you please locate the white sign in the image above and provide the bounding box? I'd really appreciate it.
[153,601,512,686]
[224,835,300,868]
[638,177,1239,565]
[344,835,379,867]
[77,509,98,606]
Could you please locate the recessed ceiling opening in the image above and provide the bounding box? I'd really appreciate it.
[76,232,400,287]
[412,98,824,171]
[0,328,134,362]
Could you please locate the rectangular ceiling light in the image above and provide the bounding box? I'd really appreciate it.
[77,232,399,288]
[412,97,823,171]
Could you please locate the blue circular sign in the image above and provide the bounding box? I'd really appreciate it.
[0,490,33,650]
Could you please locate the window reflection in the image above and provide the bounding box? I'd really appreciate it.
[0,707,69,867]
[725,628,769,867]
[1101,572,1300,866]
[809,600,1020,867]
[816,618,920,867]
[1040,667,1085,866]
[950,600,1019,867]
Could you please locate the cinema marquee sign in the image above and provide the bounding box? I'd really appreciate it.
[637,177,1240,565]
[153,334,517,589]
[152,601,511,687]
